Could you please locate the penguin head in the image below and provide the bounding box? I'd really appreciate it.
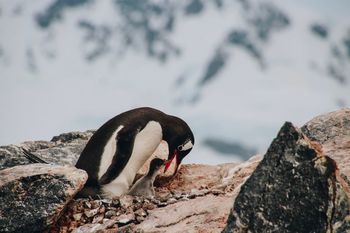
[149,158,165,174]
[164,128,195,174]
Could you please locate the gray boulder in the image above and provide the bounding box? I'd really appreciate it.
[302,108,350,180]
[223,122,350,233]
[0,131,93,170]
[0,164,87,233]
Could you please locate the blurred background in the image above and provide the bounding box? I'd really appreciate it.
[1,0,349,164]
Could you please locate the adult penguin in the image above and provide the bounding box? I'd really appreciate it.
[75,107,195,198]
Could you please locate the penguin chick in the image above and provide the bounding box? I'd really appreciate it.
[128,158,164,198]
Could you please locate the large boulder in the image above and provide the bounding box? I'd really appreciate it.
[302,108,350,179]
[0,131,93,170]
[0,164,87,233]
[223,122,350,233]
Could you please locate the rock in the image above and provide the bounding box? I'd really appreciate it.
[0,130,93,170]
[0,145,37,170]
[0,164,87,233]
[73,213,83,221]
[105,210,118,218]
[134,209,147,217]
[84,208,99,218]
[155,162,238,192]
[71,219,118,233]
[116,213,135,225]
[135,195,232,233]
[92,214,104,224]
[223,122,350,233]
[302,108,350,179]
[119,195,134,209]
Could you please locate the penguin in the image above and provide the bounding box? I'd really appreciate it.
[75,107,195,198]
[128,158,164,197]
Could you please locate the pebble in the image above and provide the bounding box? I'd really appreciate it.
[91,200,102,209]
[116,213,135,225]
[119,195,134,209]
[73,213,83,221]
[102,219,117,228]
[84,208,99,218]
[166,198,177,205]
[112,198,120,207]
[83,201,92,209]
[92,214,104,224]
[101,199,112,205]
[136,215,145,223]
[99,205,106,214]
[105,210,118,218]
[134,208,147,217]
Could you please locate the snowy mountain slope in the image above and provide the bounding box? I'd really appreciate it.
[0,0,349,164]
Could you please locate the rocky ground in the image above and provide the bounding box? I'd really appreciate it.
[0,108,349,233]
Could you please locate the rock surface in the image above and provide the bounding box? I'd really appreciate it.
[223,122,350,233]
[302,108,350,180]
[0,131,94,170]
[0,164,87,233]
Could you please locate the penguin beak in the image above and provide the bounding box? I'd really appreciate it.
[164,150,178,173]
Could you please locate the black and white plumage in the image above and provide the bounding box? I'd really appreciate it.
[75,107,195,198]
[128,158,164,197]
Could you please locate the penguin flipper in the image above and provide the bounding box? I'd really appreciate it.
[22,148,49,164]
[99,127,138,185]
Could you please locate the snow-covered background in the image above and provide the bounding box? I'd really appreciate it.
[1,0,350,164]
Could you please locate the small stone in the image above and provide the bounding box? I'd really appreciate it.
[136,215,145,223]
[102,219,117,228]
[71,223,104,233]
[190,188,208,197]
[99,205,106,214]
[166,198,177,205]
[142,200,156,210]
[112,198,120,207]
[73,213,83,221]
[69,221,80,231]
[171,190,183,199]
[132,201,143,211]
[106,206,117,211]
[84,201,92,209]
[178,196,189,202]
[60,226,68,233]
[84,208,99,218]
[101,199,112,205]
[91,200,102,209]
[211,189,225,195]
[134,209,147,217]
[116,213,135,225]
[118,224,135,233]
[80,215,89,223]
[157,202,168,207]
[119,195,134,209]
[156,191,172,202]
[105,210,118,218]
[92,214,104,224]
[134,196,144,203]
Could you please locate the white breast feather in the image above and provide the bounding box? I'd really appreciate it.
[102,121,162,197]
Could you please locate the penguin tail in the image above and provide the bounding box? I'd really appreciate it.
[22,148,49,164]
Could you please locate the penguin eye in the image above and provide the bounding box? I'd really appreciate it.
[178,139,193,151]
